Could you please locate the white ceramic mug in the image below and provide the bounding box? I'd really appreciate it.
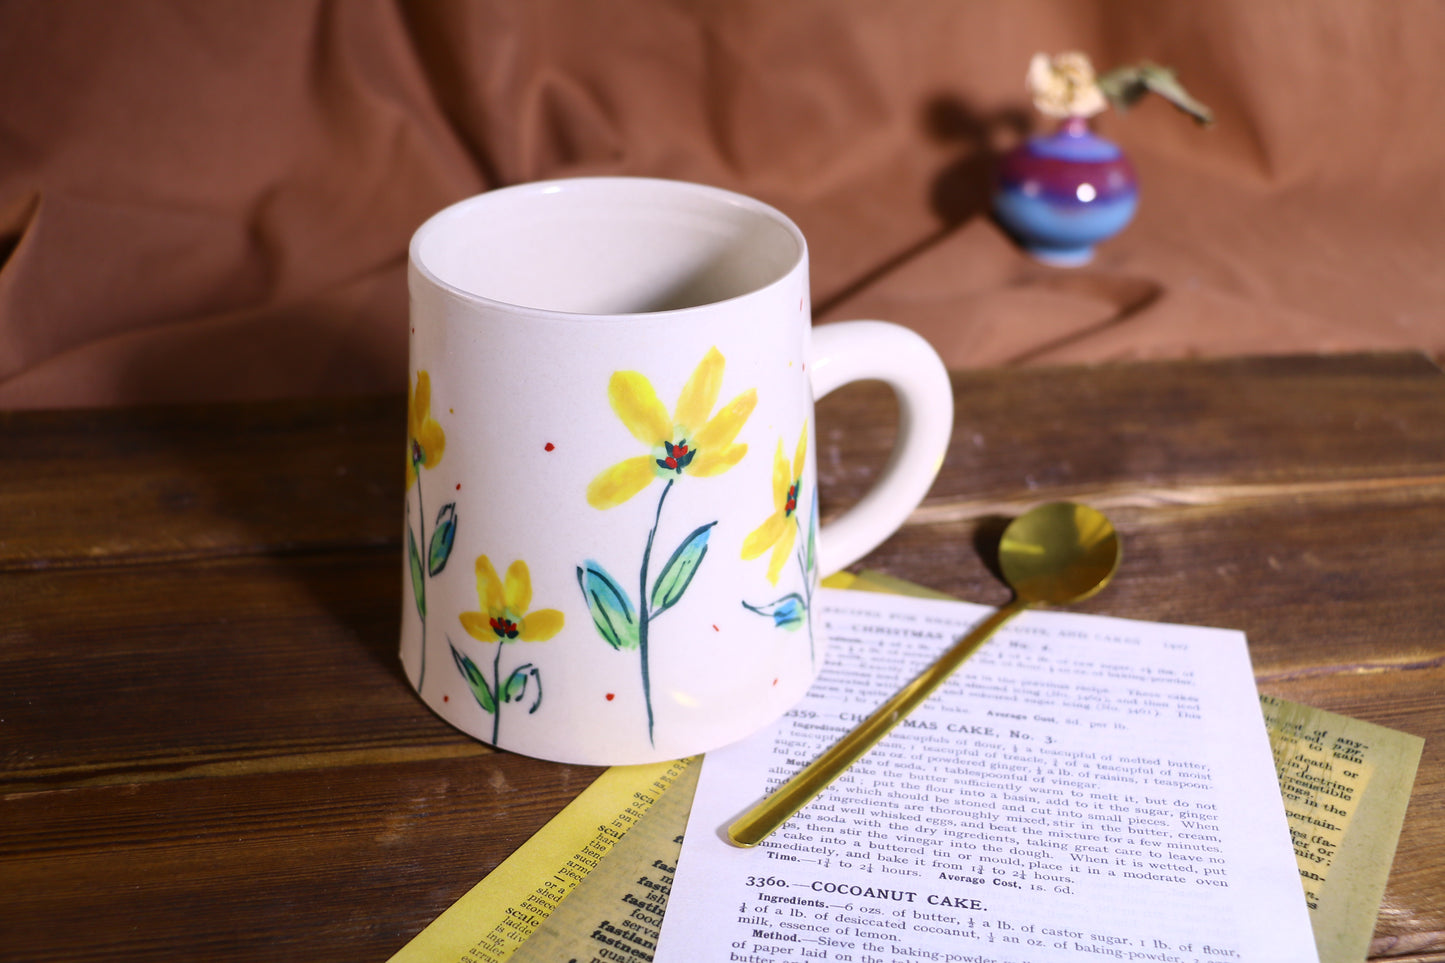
[402,177,953,765]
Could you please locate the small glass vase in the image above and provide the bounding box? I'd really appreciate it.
[993,116,1138,266]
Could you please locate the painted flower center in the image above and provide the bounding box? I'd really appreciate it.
[784,482,799,516]
[410,438,425,465]
[656,438,697,475]
[489,616,519,640]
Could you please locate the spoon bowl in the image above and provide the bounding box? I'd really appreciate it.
[727,500,1121,847]
[1000,500,1121,605]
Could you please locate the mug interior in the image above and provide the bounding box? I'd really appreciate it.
[412,178,804,315]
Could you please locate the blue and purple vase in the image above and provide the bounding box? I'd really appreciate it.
[993,116,1138,266]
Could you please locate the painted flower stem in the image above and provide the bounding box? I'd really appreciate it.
[491,637,505,746]
[581,348,751,748]
[793,516,816,664]
[406,370,448,697]
[637,479,674,745]
[411,454,429,693]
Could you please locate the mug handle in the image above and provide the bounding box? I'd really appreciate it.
[809,320,955,576]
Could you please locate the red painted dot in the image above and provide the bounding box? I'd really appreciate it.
[455,483,461,490]
[443,695,449,702]
[605,693,615,701]
[772,678,779,686]
[544,442,555,452]
[712,624,719,632]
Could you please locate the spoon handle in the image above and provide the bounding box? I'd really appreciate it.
[727,597,1029,847]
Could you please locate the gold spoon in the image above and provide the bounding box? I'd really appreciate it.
[727,501,1121,847]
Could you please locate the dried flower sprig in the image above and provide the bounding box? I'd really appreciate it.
[1028,52,1214,126]
[1027,52,1109,119]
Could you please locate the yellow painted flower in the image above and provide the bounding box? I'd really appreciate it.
[406,370,446,490]
[460,556,565,644]
[586,347,756,509]
[741,423,807,584]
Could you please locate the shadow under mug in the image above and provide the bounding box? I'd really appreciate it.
[402,177,953,765]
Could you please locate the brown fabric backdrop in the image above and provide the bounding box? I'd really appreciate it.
[2,0,1442,408]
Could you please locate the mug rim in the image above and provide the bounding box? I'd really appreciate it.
[408,176,809,322]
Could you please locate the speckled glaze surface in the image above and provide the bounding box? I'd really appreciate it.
[994,117,1139,266]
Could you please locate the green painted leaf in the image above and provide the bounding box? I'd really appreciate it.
[577,561,639,651]
[408,526,426,617]
[743,593,807,631]
[429,503,457,576]
[651,521,716,615]
[507,665,543,713]
[503,663,536,703]
[449,644,496,714]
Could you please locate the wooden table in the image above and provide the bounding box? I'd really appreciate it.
[3,352,1442,962]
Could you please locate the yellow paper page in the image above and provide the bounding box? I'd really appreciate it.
[1260,694,1423,963]
[388,756,694,963]
[509,760,701,962]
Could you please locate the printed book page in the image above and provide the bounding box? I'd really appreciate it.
[657,588,1319,963]
[395,578,1415,963]
[510,760,700,963]
[1260,695,1423,963]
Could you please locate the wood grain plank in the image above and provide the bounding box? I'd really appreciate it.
[1,668,1438,963]
[6,484,1442,788]
[0,755,601,963]
[816,351,1445,517]
[4,353,1443,962]
[3,354,1442,572]
[858,488,1445,676]
[0,551,466,787]
[0,396,404,571]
